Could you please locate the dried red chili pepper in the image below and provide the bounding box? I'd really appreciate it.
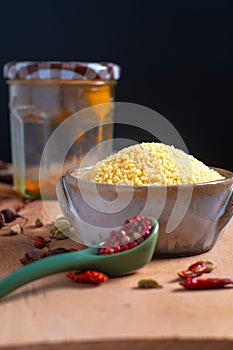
[180,278,233,290]
[178,261,209,278]
[66,270,108,284]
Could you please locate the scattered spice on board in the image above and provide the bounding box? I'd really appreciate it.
[180,278,233,290]
[0,208,25,228]
[20,248,48,265]
[20,247,77,265]
[33,236,50,249]
[1,209,21,223]
[10,224,22,235]
[178,260,217,279]
[178,261,208,278]
[0,212,5,228]
[137,279,163,289]
[34,217,43,227]
[66,270,108,284]
[50,216,70,240]
[3,224,24,236]
[204,260,217,273]
[48,247,77,256]
[178,260,233,290]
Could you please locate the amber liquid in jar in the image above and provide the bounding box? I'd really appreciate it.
[9,80,115,198]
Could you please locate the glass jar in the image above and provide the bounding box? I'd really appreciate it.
[4,61,120,198]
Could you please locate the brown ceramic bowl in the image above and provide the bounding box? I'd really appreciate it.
[56,167,233,258]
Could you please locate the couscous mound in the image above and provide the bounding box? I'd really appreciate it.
[81,143,224,186]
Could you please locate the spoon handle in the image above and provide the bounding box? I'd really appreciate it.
[0,249,97,298]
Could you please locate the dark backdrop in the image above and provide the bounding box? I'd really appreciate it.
[0,0,233,170]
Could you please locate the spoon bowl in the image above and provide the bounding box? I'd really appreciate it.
[0,217,158,298]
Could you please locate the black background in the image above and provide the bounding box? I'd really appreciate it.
[0,0,232,170]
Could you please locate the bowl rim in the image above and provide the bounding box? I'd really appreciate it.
[65,166,233,190]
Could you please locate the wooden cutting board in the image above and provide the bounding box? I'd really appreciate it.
[0,183,233,350]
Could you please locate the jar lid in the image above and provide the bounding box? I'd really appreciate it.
[3,61,121,80]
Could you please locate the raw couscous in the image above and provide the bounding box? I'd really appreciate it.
[80,143,224,186]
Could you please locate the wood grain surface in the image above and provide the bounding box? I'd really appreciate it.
[0,183,233,350]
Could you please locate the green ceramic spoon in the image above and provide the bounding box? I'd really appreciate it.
[0,217,158,298]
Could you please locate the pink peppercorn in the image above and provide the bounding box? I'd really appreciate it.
[98,216,152,255]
